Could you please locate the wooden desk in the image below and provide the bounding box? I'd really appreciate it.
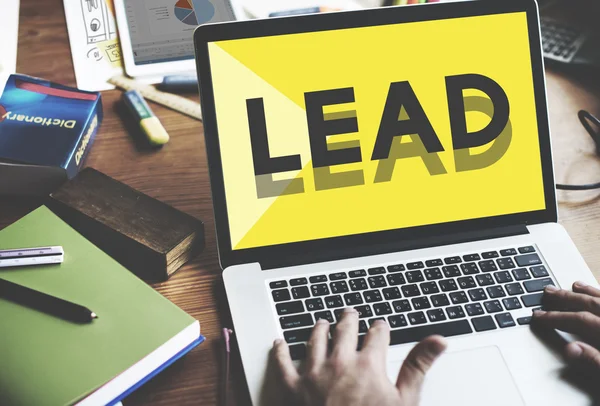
[3,1,600,405]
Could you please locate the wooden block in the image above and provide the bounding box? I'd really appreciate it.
[47,168,204,281]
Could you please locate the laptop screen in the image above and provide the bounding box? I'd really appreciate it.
[206,11,546,252]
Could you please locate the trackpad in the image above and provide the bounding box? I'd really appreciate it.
[390,346,524,406]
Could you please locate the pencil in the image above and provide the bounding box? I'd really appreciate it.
[0,278,97,323]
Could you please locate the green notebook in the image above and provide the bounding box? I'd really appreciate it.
[0,206,201,406]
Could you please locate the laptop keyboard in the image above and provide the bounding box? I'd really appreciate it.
[268,245,555,360]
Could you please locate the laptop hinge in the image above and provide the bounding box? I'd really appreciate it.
[260,224,529,270]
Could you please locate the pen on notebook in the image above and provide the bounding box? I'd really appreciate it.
[221,328,233,406]
[0,278,97,323]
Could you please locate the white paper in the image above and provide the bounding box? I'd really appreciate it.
[0,0,20,96]
[63,0,124,91]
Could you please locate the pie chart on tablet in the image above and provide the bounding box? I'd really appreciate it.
[174,0,215,26]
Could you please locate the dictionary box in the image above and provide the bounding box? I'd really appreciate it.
[0,74,102,195]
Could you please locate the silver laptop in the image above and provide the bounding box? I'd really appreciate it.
[194,1,599,404]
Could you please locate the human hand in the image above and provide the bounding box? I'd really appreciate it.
[272,308,447,406]
[532,281,600,370]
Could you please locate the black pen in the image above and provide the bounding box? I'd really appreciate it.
[0,278,97,323]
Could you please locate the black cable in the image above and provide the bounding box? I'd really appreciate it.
[555,110,600,191]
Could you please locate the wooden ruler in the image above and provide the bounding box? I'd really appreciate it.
[108,75,202,121]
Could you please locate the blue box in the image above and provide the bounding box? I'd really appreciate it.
[0,74,102,195]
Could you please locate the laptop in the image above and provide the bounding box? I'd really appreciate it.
[194,1,599,404]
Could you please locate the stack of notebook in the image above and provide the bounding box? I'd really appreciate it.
[0,206,204,406]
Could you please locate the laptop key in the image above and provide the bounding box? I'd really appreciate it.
[406,271,425,283]
[463,254,481,262]
[482,251,499,259]
[390,320,472,345]
[524,278,554,293]
[518,246,536,254]
[277,300,305,315]
[427,308,447,322]
[517,316,532,325]
[495,313,516,328]
[359,320,369,334]
[364,290,383,303]
[270,280,287,289]
[272,289,291,302]
[442,265,461,278]
[412,297,431,310]
[424,268,443,280]
[280,313,313,329]
[515,254,542,267]
[500,248,518,256]
[314,310,334,323]
[444,256,462,264]
[408,311,427,325]
[484,300,503,313]
[392,299,412,313]
[461,263,479,275]
[329,272,347,280]
[468,288,487,301]
[355,305,373,319]
[389,314,408,328]
[373,302,393,316]
[306,298,325,311]
[512,268,531,281]
[465,303,484,316]
[450,291,468,304]
[530,266,549,278]
[349,279,368,291]
[420,281,439,295]
[330,281,349,294]
[478,260,498,273]
[439,279,458,292]
[458,276,476,289]
[290,277,308,286]
[505,283,524,296]
[284,327,312,344]
[472,316,497,332]
[368,275,387,288]
[446,305,465,319]
[497,258,516,269]
[310,275,328,283]
[476,274,494,286]
[349,270,367,278]
[388,264,405,273]
[334,309,345,321]
[407,261,425,270]
[431,294,450,307]
[368,267,386,275]
[382,287,402,300]
[494,271,513,284]
[325,295,344,308]
[402,284,421,297]
[289,344,307,361]
[368,318,386,327]
[310,284,329,297]
[426,259,444,267]
[387,273,406,286]
[344,292,363,306]
[487,286,506,299]
[502,297,522,310]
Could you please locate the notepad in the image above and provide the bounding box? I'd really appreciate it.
[0,206,203,406]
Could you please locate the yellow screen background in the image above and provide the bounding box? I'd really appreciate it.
[208,12,546,250]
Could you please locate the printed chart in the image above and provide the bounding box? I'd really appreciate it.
[174,0,215,26]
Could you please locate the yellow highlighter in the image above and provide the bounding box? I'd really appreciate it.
[122,90,170,146]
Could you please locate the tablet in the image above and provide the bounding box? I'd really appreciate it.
[114,0,236,81]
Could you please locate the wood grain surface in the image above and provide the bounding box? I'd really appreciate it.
[3,1,600,405]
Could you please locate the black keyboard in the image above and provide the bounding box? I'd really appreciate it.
[541,17,588,63]
[269,245,554,360]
